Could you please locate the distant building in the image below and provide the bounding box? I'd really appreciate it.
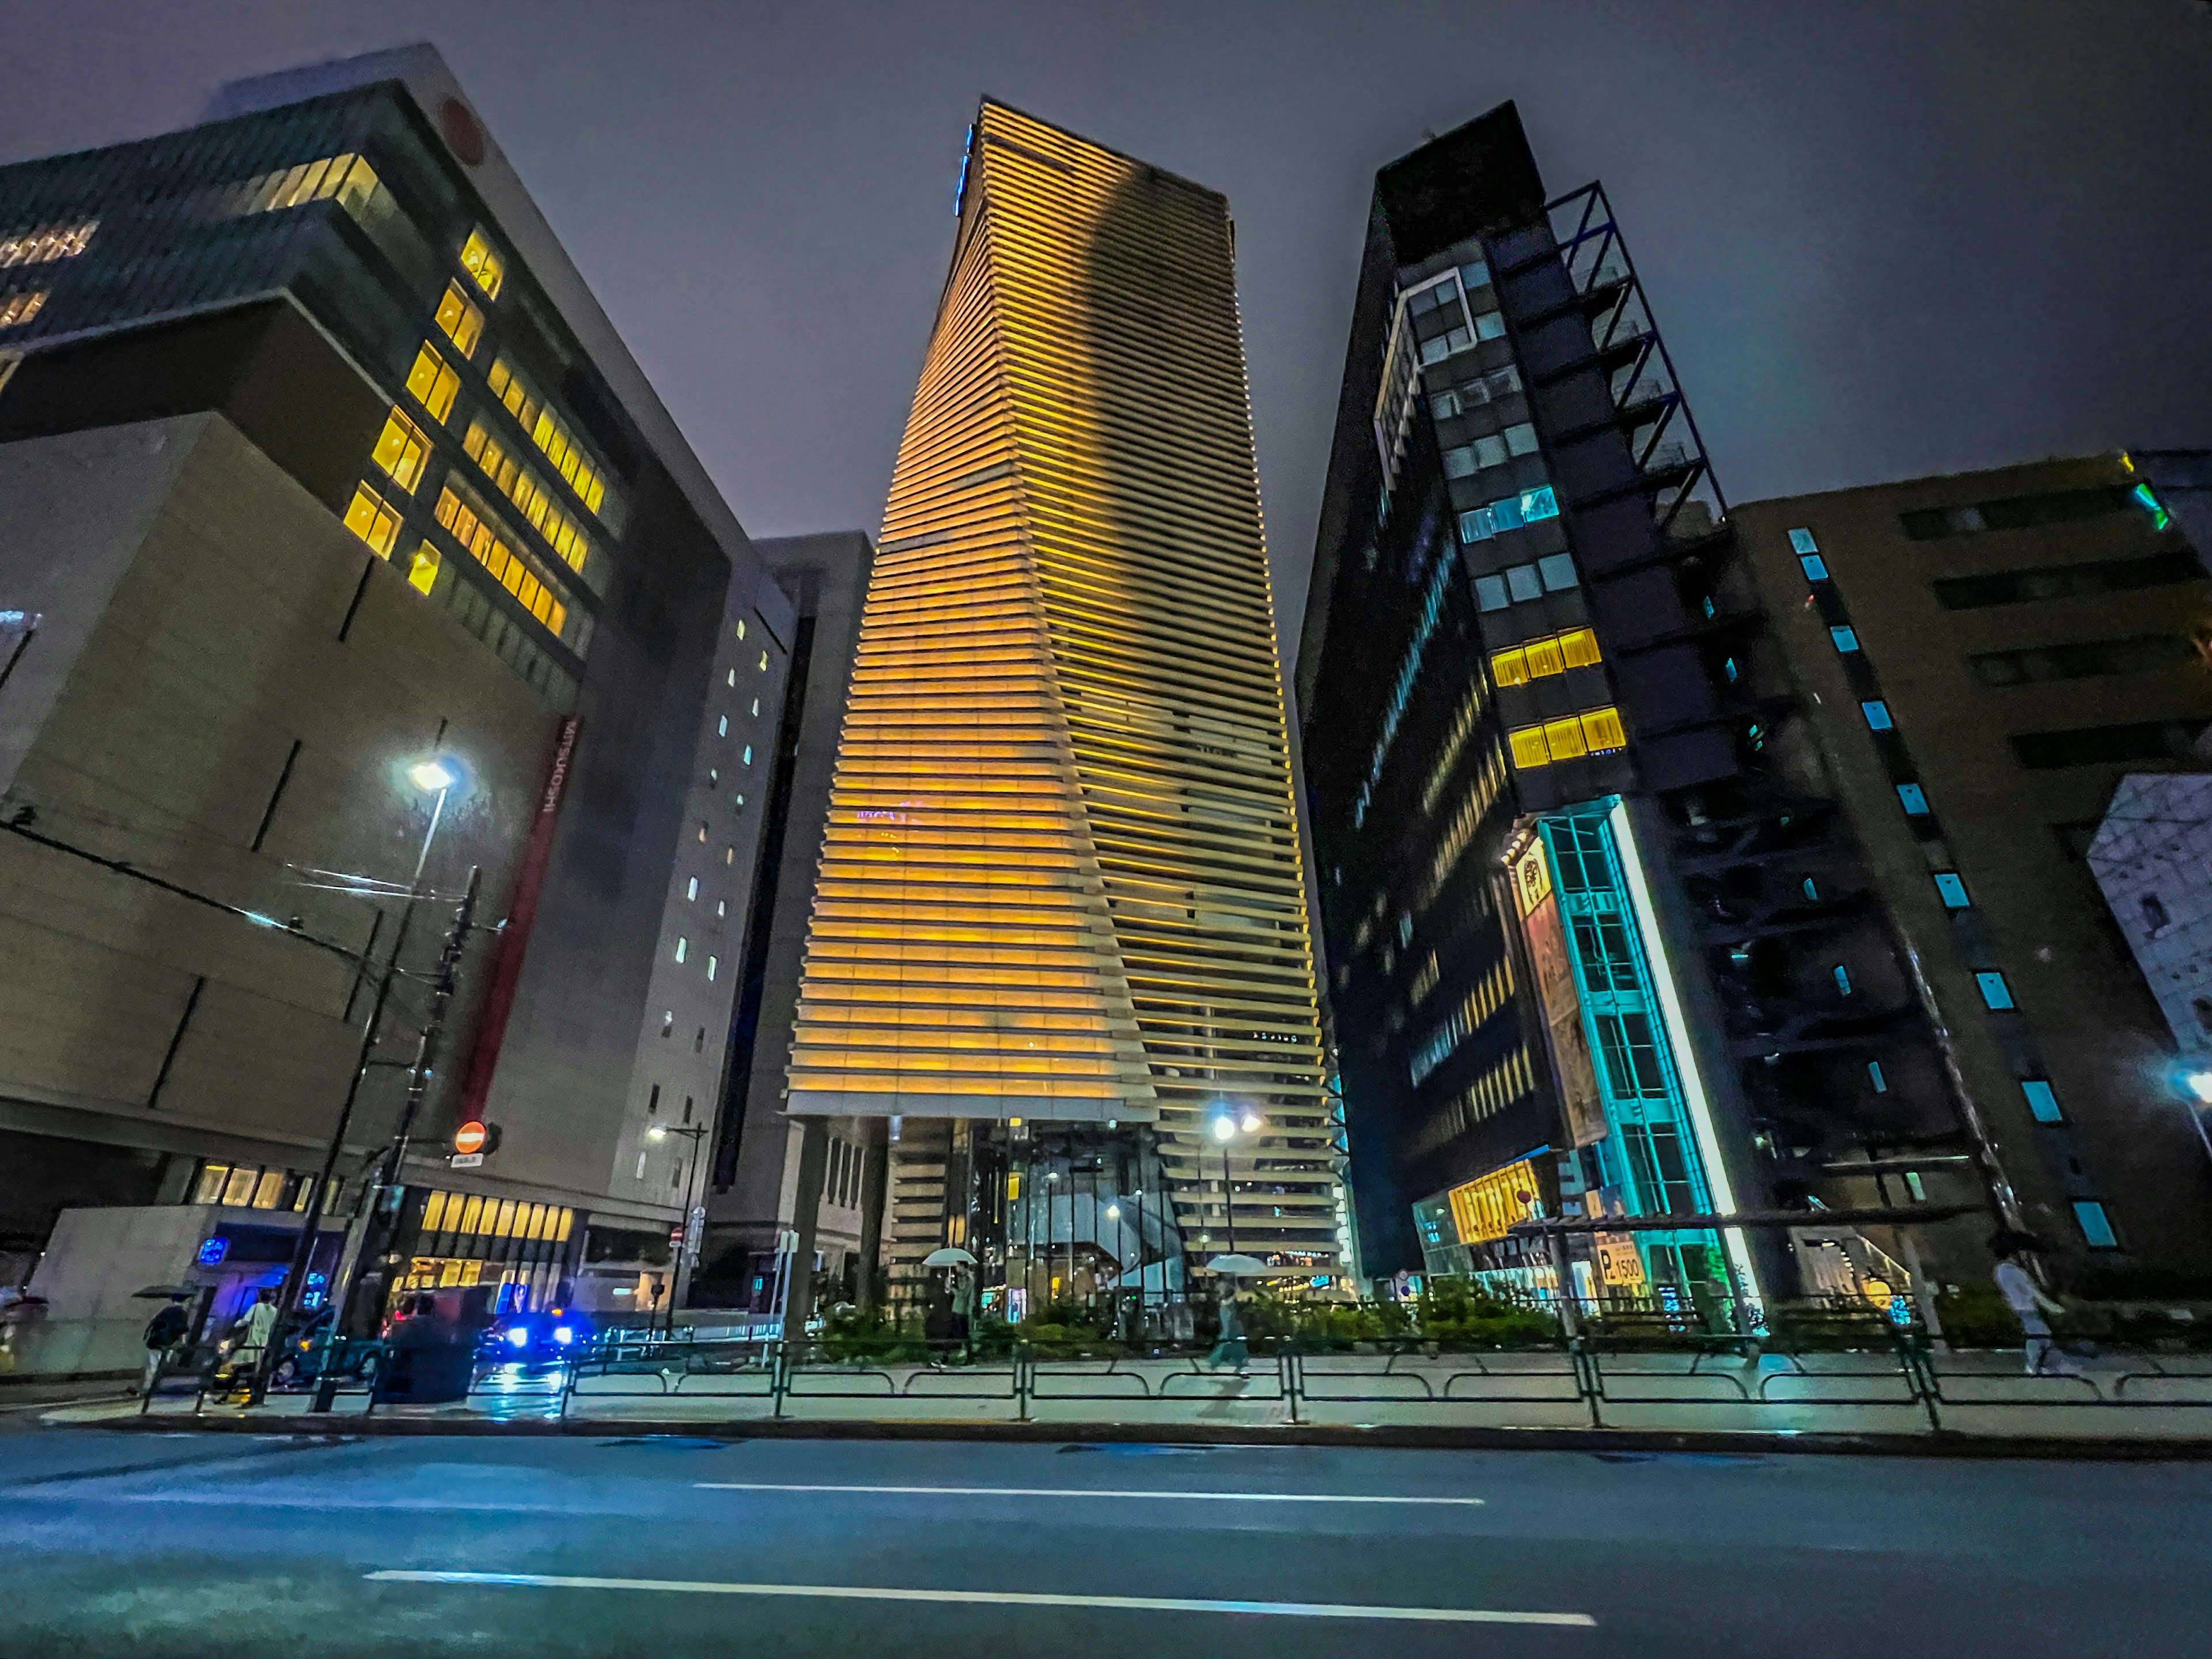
[1736,456,2212,1275]
[695,531,880,1315]
[2089,772,2212,1068]
[1300,103,1978,1306]
[2128,450,2212,578]
[0,47,792,1324]
[785,101,1347,1312]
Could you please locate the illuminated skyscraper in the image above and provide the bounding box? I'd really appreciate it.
[787,101,1347,1301]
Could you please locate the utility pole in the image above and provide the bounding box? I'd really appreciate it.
[260,837,452,1400]
[650,1122,709,1336]
[324,867,481,1354]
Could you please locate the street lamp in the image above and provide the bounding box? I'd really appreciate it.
[1206,1107,1264,1258]
[2175,1069,2212,1169]
[407,757,460,795]
[276,751,469,1402]
[649,1122,710,1337]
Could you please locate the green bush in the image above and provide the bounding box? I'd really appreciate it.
[1762,1300,1904,1354]
[815,1306,900,1363]
[1934,1283,2022,1350]
[1416,1278,1562,1350]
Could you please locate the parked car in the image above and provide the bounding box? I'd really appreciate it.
[271,1306,381,1387]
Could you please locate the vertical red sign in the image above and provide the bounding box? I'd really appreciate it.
[456,714,580,1121]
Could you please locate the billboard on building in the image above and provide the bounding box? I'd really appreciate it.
[1512,837,1607,1145]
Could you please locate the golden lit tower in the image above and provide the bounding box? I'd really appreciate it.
[786,101,1346,1289]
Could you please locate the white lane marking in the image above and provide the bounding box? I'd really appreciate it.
[693,1482,1485,1506]
[99,1493,566,1512]
[366,1570,1592,1626]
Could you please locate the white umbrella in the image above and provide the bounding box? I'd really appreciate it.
[1202,1253,1271,1277]
[922,1247,978,1267]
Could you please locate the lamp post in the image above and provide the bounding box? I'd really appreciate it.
[267,754,463,1400]
[1207,1107,1264,1259]
[649,1122,710,1336]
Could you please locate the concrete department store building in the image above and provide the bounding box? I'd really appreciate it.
[0,47,791,1327]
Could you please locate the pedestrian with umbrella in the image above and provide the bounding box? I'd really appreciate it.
[1205,1255,1266,1373]
[138,1291,192,1397]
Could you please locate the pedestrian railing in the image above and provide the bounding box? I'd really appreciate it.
[1289,1342,1584,1413]
[147,1313,2212,1440]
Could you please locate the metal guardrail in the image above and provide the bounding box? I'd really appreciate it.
[172,1320,2212,1433]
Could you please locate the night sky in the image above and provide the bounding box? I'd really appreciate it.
[4,2,2208,641]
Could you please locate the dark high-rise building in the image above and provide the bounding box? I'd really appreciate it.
[1735,458,2212,1277]
[695,530,885,1317]
[0,47,792,1343]
[1300,104,1982,1305]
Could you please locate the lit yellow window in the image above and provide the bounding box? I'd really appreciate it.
[1559,627,1602,668]
[1508,725,1552,769]
[405,343,459,423]
[435,282,484,358]
[370,409,430,494]
[343,484,401,556]
[1490,647,1530,687]
[1007,1171,1022,1200]
[1580,706,1628,753]
[406,540,441,596]
[1543,715,1589,760]
[555,1207,574,1243]
[493,1198,517,1238]
[422,1191,449,1232]
[460,228,505,299]
[0,289,46,329]
[459,1194,484,1233]
[1524,635,1566,678]
[332,156,380,214]
[0,218,97,267]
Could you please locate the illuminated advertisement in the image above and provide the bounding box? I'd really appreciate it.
[1445,1156,1546,1245]
[1512,838,1607,1146]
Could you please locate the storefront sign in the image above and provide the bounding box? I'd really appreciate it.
[1446,1156,1546,1245]
[1513,837,1607,1145]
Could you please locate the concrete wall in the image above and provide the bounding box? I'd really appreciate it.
[13,1205,214,1375]
[0,413,552,1200]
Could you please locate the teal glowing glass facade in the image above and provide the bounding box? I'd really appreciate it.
[1536,804,1734,1296]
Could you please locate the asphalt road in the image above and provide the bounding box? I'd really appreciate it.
[2,1426,2206,1658]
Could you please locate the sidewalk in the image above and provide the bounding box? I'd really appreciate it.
[43,1346,2212,1457]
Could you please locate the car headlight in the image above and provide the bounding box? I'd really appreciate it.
[505,1326,529,1348]
[553,1326,574,1346]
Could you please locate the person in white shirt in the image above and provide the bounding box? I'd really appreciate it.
[227,1289,278,1368]
[1991,1234,2076,1375]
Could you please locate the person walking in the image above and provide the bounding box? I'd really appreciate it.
[140,1294,191,1396]
[1206,1278,1248,1373]
[1991,1233,2077,1376]
[226,1290,278,1374]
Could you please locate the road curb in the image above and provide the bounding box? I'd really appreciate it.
[78,1410,2212,1460]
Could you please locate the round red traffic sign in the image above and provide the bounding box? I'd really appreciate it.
[453,1120,489,1156]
